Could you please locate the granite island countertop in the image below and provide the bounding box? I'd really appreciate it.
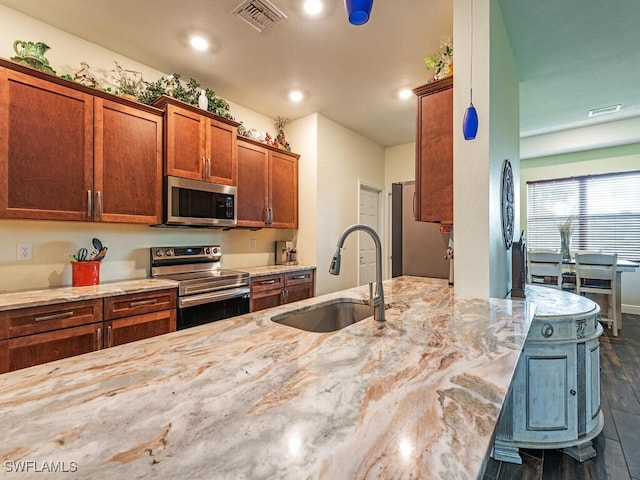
[0,276,535,479]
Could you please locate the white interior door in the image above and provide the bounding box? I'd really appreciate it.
[359,185,381,286]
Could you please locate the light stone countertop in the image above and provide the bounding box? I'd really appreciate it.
[0,276,535,479]
[0,266,316,311]
[239,264,316,277]
[0,278,179,311]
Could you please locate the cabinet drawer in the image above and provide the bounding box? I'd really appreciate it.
[285,270,314,286]
[104,289,177,320]
[250,274,285,293]
[0,323,101,373]
[0,299,103,340]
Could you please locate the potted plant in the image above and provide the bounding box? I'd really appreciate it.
[111,61,144,101]
[424,38,453,81]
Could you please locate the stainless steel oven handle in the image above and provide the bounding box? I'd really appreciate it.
[182,281,250,296]
[179,287,250,308]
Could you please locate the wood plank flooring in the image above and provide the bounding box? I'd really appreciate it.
[484,313,640,480]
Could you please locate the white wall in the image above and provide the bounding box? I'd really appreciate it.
[287,113,319,270]
[520,143,640,312]
[453,0,520,298]
[487,0,521,297]
[384,142,416,189]
[316,115,386,295]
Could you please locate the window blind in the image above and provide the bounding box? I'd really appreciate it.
[527,171,640,261]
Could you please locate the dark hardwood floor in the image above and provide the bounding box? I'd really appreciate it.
[484,313,640,480]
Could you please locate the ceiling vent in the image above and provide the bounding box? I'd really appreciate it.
[233,0,287,32]
[588,104,622,117]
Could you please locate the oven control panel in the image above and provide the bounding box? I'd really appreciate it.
[151,245,221,262]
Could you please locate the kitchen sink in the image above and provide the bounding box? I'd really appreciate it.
[271,298,373,332]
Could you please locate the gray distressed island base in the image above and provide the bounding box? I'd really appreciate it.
[494,286,603,464]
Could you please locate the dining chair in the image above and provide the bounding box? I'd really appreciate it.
[575,252,618,336]
[527,249,563,289]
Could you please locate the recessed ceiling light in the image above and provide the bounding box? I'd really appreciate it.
[189,35,209,51]
[398,88,413,100]
[289,90,304,102]
[588,104,621,117]
[303,0,323,15]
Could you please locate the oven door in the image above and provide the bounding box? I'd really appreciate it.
[177,287,250,330]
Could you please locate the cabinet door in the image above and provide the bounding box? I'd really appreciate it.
[164,104,206,180]
[94,98,163,224]
[0,323,101,373]
[285,283,314,304]
[206,117,237,185]
[269,150,298,228]
[414,78,453,224]
[250,288,283,312]
[512,341,578,442]
[0,68,93,220]
[237,139,269,227]
[104,310,176,348]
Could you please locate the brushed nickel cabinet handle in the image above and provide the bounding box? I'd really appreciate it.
[290,275,306,280]
[107,325,113,348]
[207,158,211,178]
[34,311,74,322]
[202,157,206,179]
[130,299,158,307]
[97,327,103,350]
[260,279,276,285]
[87,190,93,217]
[97,191,102,217]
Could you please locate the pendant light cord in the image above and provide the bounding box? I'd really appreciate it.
[469,0,474,104]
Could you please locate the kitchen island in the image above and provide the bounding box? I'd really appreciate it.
[0,277,534,479]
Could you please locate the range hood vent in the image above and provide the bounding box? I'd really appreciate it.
[233,0,287,32]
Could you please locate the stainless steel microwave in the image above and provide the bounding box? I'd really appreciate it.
[164,176,237,227]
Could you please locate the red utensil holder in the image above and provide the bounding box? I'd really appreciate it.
[71,261,101,286]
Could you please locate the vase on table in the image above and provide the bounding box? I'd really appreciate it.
[560,231,572,260]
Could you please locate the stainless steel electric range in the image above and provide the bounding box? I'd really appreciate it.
[150,245,250,330]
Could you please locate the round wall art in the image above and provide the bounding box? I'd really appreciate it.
[501,159,514,250]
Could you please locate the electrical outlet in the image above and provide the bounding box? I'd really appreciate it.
[17,242,33,261]
[250,239,257,251]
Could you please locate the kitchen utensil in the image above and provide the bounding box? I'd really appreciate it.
[77,247,88,261]
[92,237,103,251]
[93,247,108,261]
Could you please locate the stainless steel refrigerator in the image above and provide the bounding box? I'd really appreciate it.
[391,181,451,280]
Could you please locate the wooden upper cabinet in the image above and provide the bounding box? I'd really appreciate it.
[154,96,239,185]
[94,98,163,224]
[237,138,269,226]
[236,137,299,229]
[413,76,453,224]
[0,60,164,224]
[269,149,298,229]
[0,66,94,220]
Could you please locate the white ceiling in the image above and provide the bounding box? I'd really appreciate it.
[2,0,639,147]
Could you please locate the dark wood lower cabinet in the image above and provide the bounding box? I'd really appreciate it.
[105,310,176,348]
[0,323,101,373]
[250,269,316,313]
[0,288,177,374]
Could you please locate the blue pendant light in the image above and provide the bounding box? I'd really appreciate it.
[463,92,478,140]
[345,0,373,26]
[462,0,478,140]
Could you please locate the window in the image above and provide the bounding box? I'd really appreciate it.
[527,171,640,261]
